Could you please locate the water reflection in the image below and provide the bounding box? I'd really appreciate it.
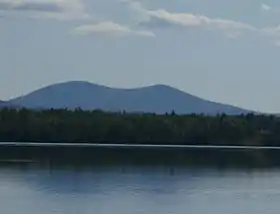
[1,163,280,214]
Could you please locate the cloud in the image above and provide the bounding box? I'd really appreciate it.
[0,0,154,39]
[122,0,280,46]
[260,3,280,14]
[261,3,271,11]
[0,0,90,20]
[0,1,61,12]
[273,40,280,47]
[122,0,256,38]
[146,9,255,31]
[261,25,280,38]
[74,21,155,37]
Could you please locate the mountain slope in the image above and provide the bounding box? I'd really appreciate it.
[7,81,250,115]
[0,101,5,107]
[0,100,16,108]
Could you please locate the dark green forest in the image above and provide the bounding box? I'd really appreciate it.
[0,108,279,146]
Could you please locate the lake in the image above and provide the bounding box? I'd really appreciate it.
[1,163,280,214]
[2,142,280,167]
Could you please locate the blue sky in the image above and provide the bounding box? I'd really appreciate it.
[1,0,280,113]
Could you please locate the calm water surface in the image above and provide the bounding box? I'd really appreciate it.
[1,164,280,214]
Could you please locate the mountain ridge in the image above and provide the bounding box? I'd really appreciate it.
[6,81,251,115]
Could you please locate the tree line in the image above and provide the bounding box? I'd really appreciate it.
[0,108,279,146]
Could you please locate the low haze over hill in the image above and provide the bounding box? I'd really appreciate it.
[7,81,250,115]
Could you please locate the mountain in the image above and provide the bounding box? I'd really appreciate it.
[7,81,250,115]
[0,100,11,108]
[0,100,16,108]
[0,101,5,107]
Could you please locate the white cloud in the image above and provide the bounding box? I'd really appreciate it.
[122,0,256,38]
[74,21,155,37]
[261,3,272,11]
[261,25,280,37]
[273,40,280,47]
[0,0,90,20]
[122,0,280,46]
[146,9,255,31]
[260,3,280,14]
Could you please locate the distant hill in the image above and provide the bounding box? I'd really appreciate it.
[0,100,17,108]
[0,101,5,106]
[7,81,250,115]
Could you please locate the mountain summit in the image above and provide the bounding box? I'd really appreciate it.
[7,81,249,115]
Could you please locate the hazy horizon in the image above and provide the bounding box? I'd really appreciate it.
[1,0,280,113]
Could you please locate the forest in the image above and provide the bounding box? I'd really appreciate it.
[0,108,279,146]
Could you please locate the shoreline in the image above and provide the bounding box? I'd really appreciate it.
[0,142,279,167]
[0,142,280,150]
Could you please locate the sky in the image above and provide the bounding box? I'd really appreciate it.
[1,0,280,113]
